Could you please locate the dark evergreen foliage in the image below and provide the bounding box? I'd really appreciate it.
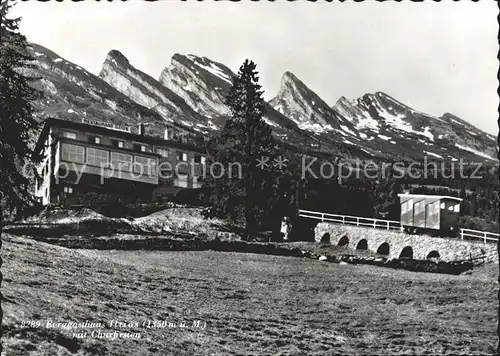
[204,60,293,239]
[0,0,45,344]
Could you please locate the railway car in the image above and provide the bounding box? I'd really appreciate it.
[398,193,462,237]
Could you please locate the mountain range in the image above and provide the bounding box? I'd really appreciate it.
[27,42,497,164]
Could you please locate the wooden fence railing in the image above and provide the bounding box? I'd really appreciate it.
[459,228,499,243]
[298,210,403,231]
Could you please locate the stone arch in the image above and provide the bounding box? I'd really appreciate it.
[399,246,413,259]
[377,242,390,256]
[338,235,349,247]
[356,239,368,250]
[320,233,331,244]
[426,250,440,259]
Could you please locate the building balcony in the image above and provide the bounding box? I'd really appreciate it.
[54,139,159,185]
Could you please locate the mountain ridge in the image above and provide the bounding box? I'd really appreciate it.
[27,42,497,163]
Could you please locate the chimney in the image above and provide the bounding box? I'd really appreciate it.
[138,123,145,136]
[164,128,169,141]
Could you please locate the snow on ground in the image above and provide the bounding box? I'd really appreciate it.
[263,117,278,128]
[340,124,358,137]
[382,93,442,121]
[360,148,373,156]
[26,208,112,224]
[372,95,436,141]
[455,143,496,160]
[354,113,380,132]
[207,120,219,131]
[355,115,378,131]
[299,122,333,133]
[187,55,233,85]
[132,207,225,234]
[450,118,465,126]
[424,151,444,159]
[421,127,435,141]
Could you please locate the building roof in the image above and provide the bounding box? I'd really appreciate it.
[34,117,207,155]
[397,193,463,202]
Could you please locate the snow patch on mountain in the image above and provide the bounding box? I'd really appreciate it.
[186,54,233,85]
[424,151,443,159]
[455,143,496,160]
[263,117,279,128]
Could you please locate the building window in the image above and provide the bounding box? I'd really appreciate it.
[110,152,133,172]
[414,201,424,215]
[156,148,169,158]
[63,131,77,139]
[134,143,147,152]
[112,140,124,149]
[63,186,73,194]
[61,143,85,164]
[454,204,460,213]
[440,202,445,209]
[89,135,101,144]
[177,152,188,161]
[194,154,206,164]
[174,173,188,188]
[86,147,109,167]
[134,156,157,176]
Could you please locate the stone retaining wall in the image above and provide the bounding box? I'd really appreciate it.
[315,223,498,263]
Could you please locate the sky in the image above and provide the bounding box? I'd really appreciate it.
[12,0,499,135]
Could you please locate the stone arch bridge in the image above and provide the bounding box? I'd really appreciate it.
[314,222,498,263]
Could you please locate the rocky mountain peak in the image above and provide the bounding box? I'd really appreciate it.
[158,53,235,119]
[99,49,208,133]
[270,71,356,134]
[105,50,129,65]
[27,42,497,163]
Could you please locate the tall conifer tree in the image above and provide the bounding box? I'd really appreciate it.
[0,0,44,342]
[205,60,282,238]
